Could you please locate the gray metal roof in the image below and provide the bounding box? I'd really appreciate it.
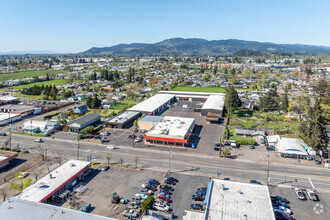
[139,115,164,123]
[107,111,140,124]
[68,113,100,126]
[0,198,117,220]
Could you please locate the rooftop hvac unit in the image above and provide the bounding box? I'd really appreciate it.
[49,174,52,179]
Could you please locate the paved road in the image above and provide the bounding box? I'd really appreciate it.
[2,134,330,192]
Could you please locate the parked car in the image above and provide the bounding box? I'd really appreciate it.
[165,177,177,185]
[148,179,160,185]
[214,143,221,147]
[315,159,322,165]
[18,172,28,179]
[190,203,203,210]
[134,135,143,143]
[144,183,157,191]
[294,188,306,200]
[214,146,220,151]
[152,201,169,212]
[160,185,173,191]
[0,132,6,136]
[272,200,289,208]
[128,134,136,139]
[135,193,148,200]
[158,194,170,202]
[159,188,171,195]
[81,203,91,213]
[274,210,293,220]
[101,165,109,171]
[272,196,289,204]
[306,189,317,201]
[249,145,255,149]
[250,180,262,185]
[196,187,207,193]
[101,131,110,136]
[273,206,291,215]
[192,192,206,201]
[122,209,139,218]
[34,138,43,143]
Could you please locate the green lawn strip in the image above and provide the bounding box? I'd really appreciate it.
[171,86,226,93]
[9,79,67,89]
[12,131,44,137]
[0,69,68,81]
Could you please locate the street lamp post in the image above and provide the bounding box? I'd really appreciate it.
[8,110,11,150]
[169,146,173,174]
[267,154,270,185]
[30,119,33,136]
[77,132,80,160]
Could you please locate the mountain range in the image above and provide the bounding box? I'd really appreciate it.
[82,38,330,56]
[0,50,60,55]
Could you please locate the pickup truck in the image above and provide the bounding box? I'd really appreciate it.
[122,209,139,218]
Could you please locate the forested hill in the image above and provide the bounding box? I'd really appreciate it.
[82,38,330,56]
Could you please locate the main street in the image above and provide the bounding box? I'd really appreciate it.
[3,134,330,192]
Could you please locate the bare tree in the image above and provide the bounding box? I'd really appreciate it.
[31,170,40,182]
[0,188,8,202]
[119,158,123,167]
[54,151,65,165]
[104,152,111,165]
[37,146,47,161]
[134,156,139,168]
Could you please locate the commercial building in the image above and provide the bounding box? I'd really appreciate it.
[22,119,61,134]
[127,94,176,115]
[183,179,275,220]
[158,90,223,101]
[138,116,164,131]
[68,113,101,133]
[201,95,225,122]
[0,198,117,220]
[0,112,21,126]
[0,95,19,105]
[106,111,141,128]
[0,150,18,170]
[144,116,195,147]
[276,138,308,159]
[17,160,91,203]
[0,105,42,116]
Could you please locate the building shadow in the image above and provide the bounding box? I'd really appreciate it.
[0,158,27,174]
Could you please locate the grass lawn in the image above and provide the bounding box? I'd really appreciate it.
[0,69,68,81]
[12,93,43,101]
[12,131,44,137]
[9,79,67,89]
[171,86,226,93]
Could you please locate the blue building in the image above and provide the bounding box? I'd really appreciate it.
[74,105,88,114]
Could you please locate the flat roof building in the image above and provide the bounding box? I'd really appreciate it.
[158,90,225,101]
[0,95,19,105]
[0,112,21,126]
[0,150,18,170]
[138,115,164,131]
[17,160,91,203]
[0,198,117,220]
[183,179,275,220]
[68,113,101,133]
[127,94,176,115]
[106,111,141,128]
[201,95,225,123]
[276,138,308,159]
[144,116,195,147]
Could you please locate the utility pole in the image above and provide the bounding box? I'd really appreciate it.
[8,110,11,150]
[267,154,270,185]
[77,132,80,160]
[30,119,33,136]
[132,129,135,148]
[169,146,173,174]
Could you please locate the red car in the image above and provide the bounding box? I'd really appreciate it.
[158,194,170,202]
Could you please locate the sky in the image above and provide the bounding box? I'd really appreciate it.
[1,0,330,53]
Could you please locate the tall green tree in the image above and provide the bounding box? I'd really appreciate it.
[281,88,289,113]
[299,98,328,151]
[259,87,279,111]
[224,86,241,116]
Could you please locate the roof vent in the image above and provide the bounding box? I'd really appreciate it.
[237,189,243,194]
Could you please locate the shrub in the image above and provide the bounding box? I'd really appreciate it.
[141,196,155,213]
[222,148,231,158]
[22,150,29,153]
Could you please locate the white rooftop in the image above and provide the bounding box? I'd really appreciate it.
[0,95,18,101]
[0,198,116,220]
[267,135,281,143]
[146,116,195,140]
[182,210,205,220]
[17,160,90,202]
[128,94,175,113]
[159,90,226,96]
[276,138,308,156]
[202,95,225,111]
[206,179,275,220]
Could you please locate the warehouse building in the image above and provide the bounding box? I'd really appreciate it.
[276,138,308,159]
[183,179,275,220]
[68,113,101,133]
[0,112,21,126]
[144,116,195,147]
[201,95,225,124]
[138,115,164,131]
[22,119,61,134]
[127,94,176,115]
[0,150,18,170]
[158,90,223,101]
[17,160,91,203]
[0,95,19,105]
[106,111,141,128]
[0,105,42,116]
[0,198,117,220]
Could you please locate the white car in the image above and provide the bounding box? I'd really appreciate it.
[34,138,43,143]
[153,201,169,212]
[306,189,317,201]
[275,206,291,215]
[107,145,117,150]
[294,188,306,200]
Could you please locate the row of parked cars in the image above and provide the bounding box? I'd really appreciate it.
[152,177,178,213]
[271,195,293,220]
[190,187,207,211]
[294,188,318,201]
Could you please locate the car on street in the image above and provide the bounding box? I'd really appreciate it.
[306,189,317,201]
[18,172,28,179]
[0,132,6,136]
[294,188,306,200]
[101,165,109,171]
[190,203,204,210]
[34,138,43,143]
[249,145,255,149]
[315,159,322,165]
[107,145,117,150]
